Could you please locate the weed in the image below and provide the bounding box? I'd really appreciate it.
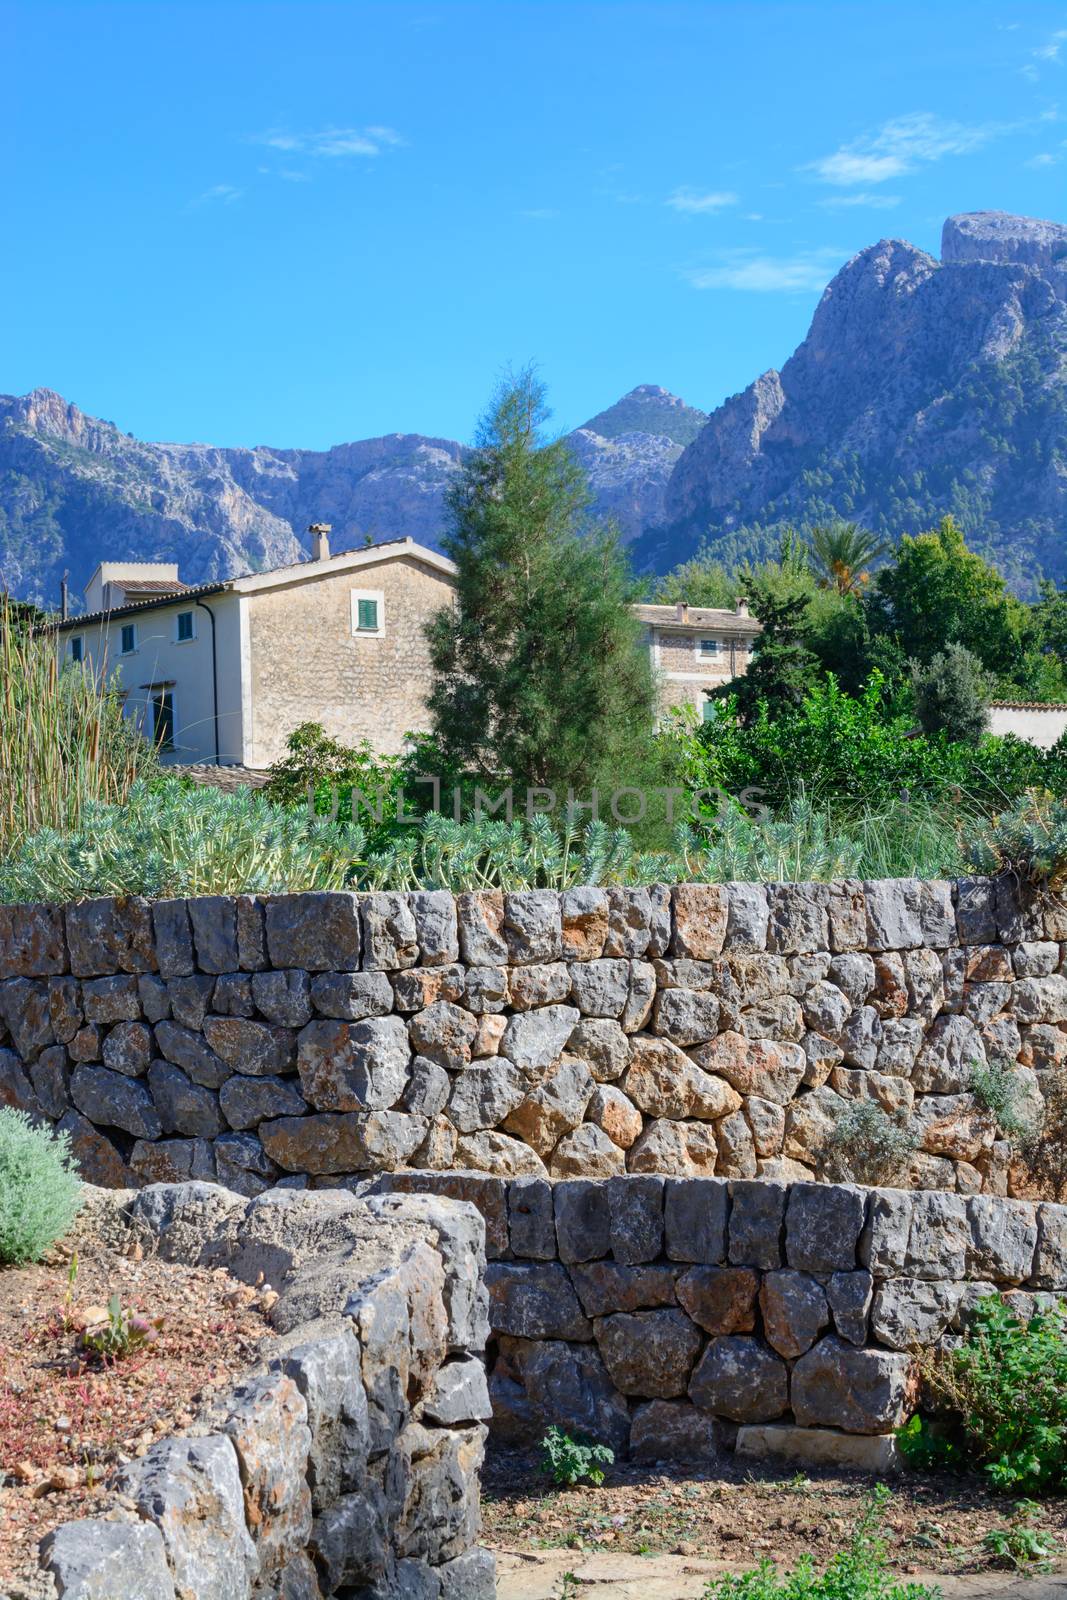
[80,1293,163,1359]
[539,1427,614,1489]
[982,1503,1059,1572]
[820,1100,919,1186]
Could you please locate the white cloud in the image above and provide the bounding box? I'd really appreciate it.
[196,183,243,205]
[1032,28,1067,62]
[806,111,1003,187]
[683,248,843,293]
[819,191,902,209]
[249,126,403,159]
[1026,149,1060,166]
[665,187,739,213]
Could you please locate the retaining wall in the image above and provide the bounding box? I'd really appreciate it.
[0,877,1065,1193]
[373,1170,1067,1466]
[34,1181,494,1600]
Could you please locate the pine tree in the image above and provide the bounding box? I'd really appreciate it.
[720,579,820,726]
[911,644,990,747]
[425,372,660,802]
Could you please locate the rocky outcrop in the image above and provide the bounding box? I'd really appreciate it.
[643,211,1067,592]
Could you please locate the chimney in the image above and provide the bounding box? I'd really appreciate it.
[676,601,689,623]
[309,522,332,562]
[734,596,750,619]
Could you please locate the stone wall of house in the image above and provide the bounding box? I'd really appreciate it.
[372,1169,1067,1467]
[1,875,1065,1195]
[34,1180,494,1600]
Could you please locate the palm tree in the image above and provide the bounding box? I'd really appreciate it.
[809,522,892,596]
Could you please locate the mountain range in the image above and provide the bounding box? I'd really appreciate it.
[1,209,1064,612]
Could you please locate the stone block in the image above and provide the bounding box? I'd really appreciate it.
[621,961,657,1032]
[652,987,720,1046]
[167,974,216,1030]
[30,1045,70,1119]
[219,1072,307,1130]
[235,895,268,972]
[588,1084,643,1149]
[490,1336,629,1452]
[735,1424,901,1474]
[311,970,394,1020]
[955,877,998,945]
[826,882,866,953]
[410,889,460,966]
[265,892,362,971]
[791,1337,916,1433]
[410,1000,479,1069]
[361,892,419,970]
[728,1179,786,1269]
[870,1279,962,1349]
[664,1177,728,1262]
[594,1308,703,1397]
[912,1014,986,1093]
[204,1015,296,1076]
[671,884,728,959]
[118,1433,257,1598]
[456,892,507,966]
[919,881,957,948]
[508,1174,556,1258]
[130,1138,215,1186]
[275,1328,369,1510]
[0,902,67,979]
[101,1020,153,1077]
[688,1336,788,1422]
[0,976,55,1061]
[57,1109,130,1187]
[211,1373,313,1578]
[41,1518,176,1600]
[508,962,572,1011]
[570,1017,631,1081]
[66,897,157,978]
[138,975,171,1025]
[630,1400,722,1463]
[252,970,313,1028]
[260,1110,426,1173]
[487,1261,591,1339]
[569,1262,680,1317]
[402,1056,451,1118]
[155,1020,230,1088]
[504,1056,592,1154]
[449,1060,526,1134]
[1031,1203,1067,1289]
[148,1059,224,1138]
[455,1130,547,1176]
[785,1182,866,1273]
[568,958,632,1018]
[187,896,239,974]
[676,1265,758,1333]
[863,878,923,951]
[424,1357,493,1426]
[560,886,609,961]
[504,890,562,964]
[606,1174,663,1263]
[554,1177,611,1262]
[501,1005,578,1075]
[627,1118,717,1175]
[766,883,829,955]
[827,1269,873,1346]
[71,1064,161,1138]
[725,882,770,952]
[760,1270,829,1358]
[603,887,654,959]
[905,1191,970,1281]
[693,1033,806,1104]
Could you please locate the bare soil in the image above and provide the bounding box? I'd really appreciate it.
[0,1216,274,1595]
[482,1446,1067,1585]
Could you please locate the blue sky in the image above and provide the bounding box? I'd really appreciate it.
[2,1,1066,449]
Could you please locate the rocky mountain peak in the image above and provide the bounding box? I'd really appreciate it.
[941,211,1067,271]
[580,386,708,447]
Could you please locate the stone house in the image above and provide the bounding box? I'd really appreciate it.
[53,531,458,767]
[54,535,758,767]
[633,600,761,723]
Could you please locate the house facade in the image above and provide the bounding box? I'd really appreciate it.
[55,539,759,767]
[633,600,760,723]
[54,536,458,768]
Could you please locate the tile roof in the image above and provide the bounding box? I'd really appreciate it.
[632,603,761,632]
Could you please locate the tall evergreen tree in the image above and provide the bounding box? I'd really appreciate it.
[425,373,659,800]
[718,578,820,727]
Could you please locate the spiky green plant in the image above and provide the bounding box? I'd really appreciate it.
[968,788,1067,894]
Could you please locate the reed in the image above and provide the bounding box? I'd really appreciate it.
[0,597,154,858]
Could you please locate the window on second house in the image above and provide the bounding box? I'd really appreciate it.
[351,590,384,635]
[120,623,137,655]
[697,637,720,658]
[702,694,718,724]
[176,610,195,642]
[69,635,84,663]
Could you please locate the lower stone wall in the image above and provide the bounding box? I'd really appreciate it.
[34,1182,495,1600]
[373,1170,1067,1465]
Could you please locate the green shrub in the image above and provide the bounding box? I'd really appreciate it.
[702,1486,939,1600]
[539,1426,614,1488]
[911,644,991,747]
[0,1109,83,1265]
[982,1502,1060,1572]
[0,780,369,902]
[968,788,1067,894]
[820,1101,919,1186]
[903,1296,1067,1495]
[969,1058,1036,1143]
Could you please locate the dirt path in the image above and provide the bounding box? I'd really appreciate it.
[493,1548,1067,1600]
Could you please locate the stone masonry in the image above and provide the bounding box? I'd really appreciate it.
[373,1169,1067,1464]
[31,1180,494,1600]
[0,877,1064,1194]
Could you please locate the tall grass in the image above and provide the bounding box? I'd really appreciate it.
[0,598,155,858]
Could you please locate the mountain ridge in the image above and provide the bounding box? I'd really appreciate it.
[3,210,1065,609]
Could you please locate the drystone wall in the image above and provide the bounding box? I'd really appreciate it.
[373,1169,1067,1466]
[0,876,1065,1194]
[31,1181,494,1600]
